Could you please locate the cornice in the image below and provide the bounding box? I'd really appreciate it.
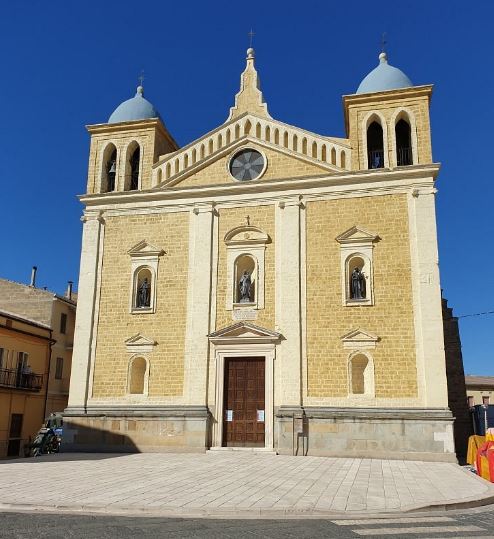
[86,118,179,150]
[79,163,441,208]
[342,85,433,106]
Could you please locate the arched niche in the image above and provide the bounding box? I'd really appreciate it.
[346,254,370,302]
[133,266,153,310]
[234,254,257,304]
[348,351,375,397]
[127,355,149,395]
[224,225,270,311]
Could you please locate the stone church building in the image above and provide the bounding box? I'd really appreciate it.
[65,48,455,461]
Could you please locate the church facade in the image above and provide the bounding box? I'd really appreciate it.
[64,48,455,461]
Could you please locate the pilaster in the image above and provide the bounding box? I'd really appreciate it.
[408,187,448,407]
[67,212,105,410]
[275,198,303,406]
[183,203,216,404]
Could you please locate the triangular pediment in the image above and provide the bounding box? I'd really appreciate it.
[125,333,157,352]
[153,113,351,191]
[209,322,282,343]
[336,226,379,244]
[341,328,379,349]
[127,240,165,257]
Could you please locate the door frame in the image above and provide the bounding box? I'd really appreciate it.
[212,344,275,450]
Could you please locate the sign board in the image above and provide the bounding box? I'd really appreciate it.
[232,309,258,321]
[226,410,233,422]
[257,409,265,422]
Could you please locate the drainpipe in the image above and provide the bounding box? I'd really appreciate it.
[42,330,55,423]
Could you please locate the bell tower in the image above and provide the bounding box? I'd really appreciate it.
[85,84,178,195]
[343,52,433,171]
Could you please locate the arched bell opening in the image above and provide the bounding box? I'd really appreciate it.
[101,144,117,193]
[367,121,384,169]
[395,118,413,166]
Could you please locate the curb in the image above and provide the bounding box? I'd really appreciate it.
[1,491,494,520]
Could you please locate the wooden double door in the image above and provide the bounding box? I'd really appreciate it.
[223,357,265,447]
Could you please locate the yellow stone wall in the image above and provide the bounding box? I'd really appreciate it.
[215,205,275,330]
[92,212,189,398]
[87,123,175,194]
[306,194,417,398]
[179,143,329,188]
[345,91,432,170]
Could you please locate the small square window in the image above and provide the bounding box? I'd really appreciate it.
[60,313,67,334]
[55,357,63,380]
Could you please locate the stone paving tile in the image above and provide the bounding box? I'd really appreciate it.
[0,452,492,515]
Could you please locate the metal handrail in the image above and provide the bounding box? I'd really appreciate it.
[368,150,384,169]
[397,146,413,166]
[0,368,43,390]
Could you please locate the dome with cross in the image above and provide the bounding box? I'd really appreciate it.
[108,85,161,124]
[356,52,413,94]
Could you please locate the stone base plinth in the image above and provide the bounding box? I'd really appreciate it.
[275,406,457,462]
[62,406,210,453]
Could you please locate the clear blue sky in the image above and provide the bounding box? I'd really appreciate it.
[0,1,492,375]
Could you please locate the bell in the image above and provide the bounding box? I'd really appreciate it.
[108,161,116,174]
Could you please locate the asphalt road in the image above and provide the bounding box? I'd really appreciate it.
[0,506,493,538]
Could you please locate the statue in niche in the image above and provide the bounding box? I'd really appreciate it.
[350,267,366,300]
[238,271,252,303]
[137,277,151,308]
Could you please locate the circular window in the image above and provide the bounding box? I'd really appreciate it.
[229,149,265,181]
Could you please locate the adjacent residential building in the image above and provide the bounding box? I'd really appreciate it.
[0,274,76,457]
[466,376,494,407]
[65,48,456,461]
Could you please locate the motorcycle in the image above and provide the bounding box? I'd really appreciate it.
[27,427,60,457]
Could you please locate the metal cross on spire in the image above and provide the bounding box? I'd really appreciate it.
[381,32,387,53]
[248,29,255,48]
[138,70,145,87]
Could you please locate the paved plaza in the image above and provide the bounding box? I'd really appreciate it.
[0,452,493,517]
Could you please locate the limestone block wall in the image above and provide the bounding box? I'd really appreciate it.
[0,280,54,326]
[91,212,189,398]
[305,194,417,398]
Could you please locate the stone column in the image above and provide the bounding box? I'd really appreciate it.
[67,212,105,411]
[275,198,303,407]
[183,203,215,405]
[408,188,449,407]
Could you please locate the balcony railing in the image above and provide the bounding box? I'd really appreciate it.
[0,368,43,391]
[397,146,413,166]
[368,150,384,169]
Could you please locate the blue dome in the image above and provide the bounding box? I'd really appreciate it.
[108,86,161,123]
[357,53,412,94]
